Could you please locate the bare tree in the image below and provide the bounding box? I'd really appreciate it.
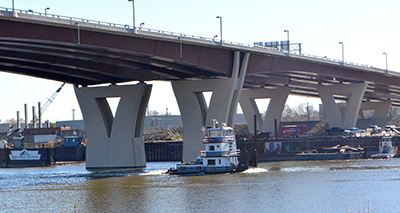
[388,107,400,119]
[281,103,320,122]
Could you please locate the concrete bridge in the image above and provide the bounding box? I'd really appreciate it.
[1,8,399,169]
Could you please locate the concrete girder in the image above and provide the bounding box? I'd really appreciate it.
[359,100,392,119]
[172,51,250,162]
[239,87,291,136]
[317,83,368,129]
[74,83,151,169]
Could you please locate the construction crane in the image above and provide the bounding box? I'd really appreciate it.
[40,82,66,115]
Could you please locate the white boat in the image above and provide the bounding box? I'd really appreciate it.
[168,120,247,174]
[370,136,397,159]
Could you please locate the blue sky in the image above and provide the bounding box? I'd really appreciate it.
[0,0,398,122]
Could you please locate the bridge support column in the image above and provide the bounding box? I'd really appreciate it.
[172,51,250,161]
[74,83,151,169]
[239,87,291,136]
[317,82,367,129]
[359,100,392,119]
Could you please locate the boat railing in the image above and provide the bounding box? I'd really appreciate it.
[203,136,235,144]
[205,151,230,157]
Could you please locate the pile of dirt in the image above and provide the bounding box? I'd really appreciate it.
[143,126,183,141]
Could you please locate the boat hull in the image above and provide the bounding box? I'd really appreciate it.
[370,154,395,159]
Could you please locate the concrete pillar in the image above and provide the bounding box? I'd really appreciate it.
[74,83,152,169]
[172,51,250,161]
[317,82,368,129]
[359,100,392,119]
[239,87,291,136]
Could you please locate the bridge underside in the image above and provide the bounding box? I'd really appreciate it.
[0,37,226,85]
[244,71,400,107]
[1,38,400,108]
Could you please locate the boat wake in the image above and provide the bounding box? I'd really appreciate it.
[242,167,268,173]
[330,166,400,171]
[139,170,168,176]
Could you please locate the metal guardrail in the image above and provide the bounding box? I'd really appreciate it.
[0,7,388,73]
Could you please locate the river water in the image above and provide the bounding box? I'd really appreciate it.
[2,159,400,212]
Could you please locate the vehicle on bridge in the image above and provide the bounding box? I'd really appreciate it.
[323,127,345,136]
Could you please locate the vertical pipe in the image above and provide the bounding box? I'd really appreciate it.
[32,106,36,129]
[16,111,20,129]
[165,108,168,131]
[274,119,278,139]
[24,104,28,130]
[38,102,42,128]
[253,114,258,167]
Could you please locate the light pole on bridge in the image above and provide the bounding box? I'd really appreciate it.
[216,16,222,42]
[44,7,50,16]
[339,42,344,64]
[128,0,136,29]
[383,52,388,73]
[75,22,80,45]
[284,30,289,52]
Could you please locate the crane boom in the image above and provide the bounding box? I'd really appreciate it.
[40,82,66,115]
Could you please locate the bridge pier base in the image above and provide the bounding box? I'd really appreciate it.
[74,83,151,169]
[239,87,291,136]
[317,83,367,129]
[172,51,249,162]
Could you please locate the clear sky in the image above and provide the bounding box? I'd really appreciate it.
[0,0,399,123]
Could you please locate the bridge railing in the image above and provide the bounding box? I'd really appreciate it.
[0,7,129,29]
[0,7,387,73]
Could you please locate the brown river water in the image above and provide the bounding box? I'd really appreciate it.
[1,159,400,212]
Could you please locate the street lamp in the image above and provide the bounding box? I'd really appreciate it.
[128,0,135,29]
[44,7,50,16]
[284,30,290,52]
[339,42,344,63]
[216,16,222,42]
[383,52,388,73]
[140,22,145,29]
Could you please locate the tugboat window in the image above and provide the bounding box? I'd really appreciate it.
[219,159,221,164]
[208,159,216,165]
[209,146,215,151]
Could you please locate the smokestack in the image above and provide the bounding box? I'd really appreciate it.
[32,106,36,129]
[16,111,20,129]
[38,102,42,128]
[24,104,28,130]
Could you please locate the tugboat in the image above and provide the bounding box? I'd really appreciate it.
[168,120,248,175]
[370,136,397,159]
